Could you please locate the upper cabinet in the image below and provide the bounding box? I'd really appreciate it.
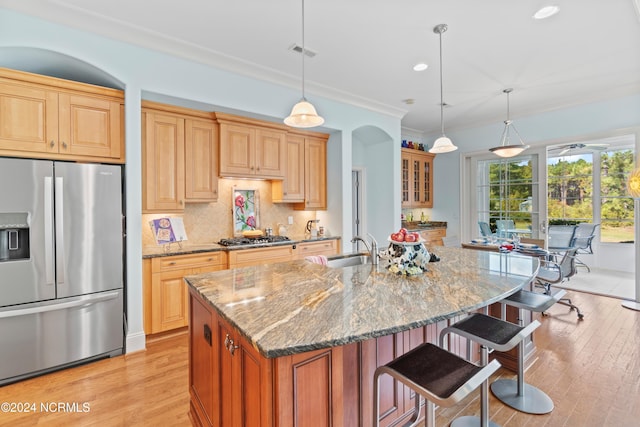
[273,130,329,210]
[142,101,218,213]
[0,67,124,163]
[401,148,434,208]
[217,113,286,179]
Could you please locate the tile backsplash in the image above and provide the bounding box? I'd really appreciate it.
[142,178,317,246]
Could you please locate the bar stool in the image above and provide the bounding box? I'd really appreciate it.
[373,342,501,427]
[490,289,565,414]
[440,313,540,427]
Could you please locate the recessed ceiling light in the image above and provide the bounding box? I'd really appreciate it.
[402,98,415,105]
[413,63,428,71]
[533,5,560,20]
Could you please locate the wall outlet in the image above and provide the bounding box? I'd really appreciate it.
[288,216,294,225]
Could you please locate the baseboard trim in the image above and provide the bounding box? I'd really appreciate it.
[125,330,146,354]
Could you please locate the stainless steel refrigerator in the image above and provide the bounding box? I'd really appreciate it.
[0,158,124,385]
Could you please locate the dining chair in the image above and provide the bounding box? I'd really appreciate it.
[496,219,515,238]
[535,246,583,319]
[547,225,577,251]
[571,223,599,272]
[478,221,493,237]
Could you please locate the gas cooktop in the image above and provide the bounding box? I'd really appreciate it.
[218,235,291,246]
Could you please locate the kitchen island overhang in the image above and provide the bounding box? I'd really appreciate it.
[185,247,539,426]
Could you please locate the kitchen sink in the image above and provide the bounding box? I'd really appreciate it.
[325,254,371,268]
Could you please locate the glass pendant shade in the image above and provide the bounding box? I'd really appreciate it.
[284,99,324,128]
[489,89,528,158]
[430,136,458,153]
[429,24,457,154]
[628,168,640,198]
[284,0,324,129]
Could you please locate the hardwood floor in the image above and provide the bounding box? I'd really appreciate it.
[0,290,638,426]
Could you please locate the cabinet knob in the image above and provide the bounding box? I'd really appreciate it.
[61,141,67,149]
[179,200,184,206]
[168,261,176,265]
[50,140,55,147]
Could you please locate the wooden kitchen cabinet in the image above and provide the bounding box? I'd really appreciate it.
[293,239,339,259]
[227,245,295,269]
[217,113,286,179]
[419,227,446,247]
[272,134,305,202]
[190,288,343,427]
[144,251,227,335]
[142,102,219,212]
[401,148,434,208]
[189,286,453,427]
[293,135,328,210]
[190,294,274,426]
[0,67,124,163]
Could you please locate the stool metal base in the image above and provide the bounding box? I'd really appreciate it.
[490,379,554,414]
[450,415,500,427]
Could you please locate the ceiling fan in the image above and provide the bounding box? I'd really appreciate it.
[548,142,610,156]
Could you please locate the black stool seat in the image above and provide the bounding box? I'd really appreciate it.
[442,313,540,352]
[503,289,566,313]
[373,342,501,427]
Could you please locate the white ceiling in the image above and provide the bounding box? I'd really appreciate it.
[2,0,640,134]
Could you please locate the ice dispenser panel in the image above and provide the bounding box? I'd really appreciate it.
[0,213,30,262]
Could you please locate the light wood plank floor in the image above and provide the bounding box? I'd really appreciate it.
[0,290,638,426]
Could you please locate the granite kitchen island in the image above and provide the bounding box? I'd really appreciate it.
[186,247,539,427]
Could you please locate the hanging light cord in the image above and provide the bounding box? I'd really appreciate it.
[300,0,306,100]
[438,27,445,136]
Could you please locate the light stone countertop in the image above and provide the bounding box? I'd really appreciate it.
[185,247,539,358]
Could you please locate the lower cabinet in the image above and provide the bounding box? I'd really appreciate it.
[227,245,295,269]
[293,239,339,259]
[189,287,464,427]
[227,240,340,268]
[144,251,227,335]
[419,227,446,247]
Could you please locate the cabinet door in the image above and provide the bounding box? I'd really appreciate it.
[189,291,219,427]
[0,80,58,154]
[361,333,406,427]
[142,111,185,212]
[273,134,305,202]
[416,153,433,208]
[255,128,286,178]
[401,152,411,208]
[58,93,122,159]
[185,118,219,201]
[151,268,190,333]
[302,137,327,210]
[219,123,254,176]
[218,317,271,427]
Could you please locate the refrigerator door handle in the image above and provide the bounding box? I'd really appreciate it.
[0,291,121,319]
[44,176,55,286]
[55,176,65,287]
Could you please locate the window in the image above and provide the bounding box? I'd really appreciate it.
[600,148,634,243]
[546,137,635,244]
[477,156,536,233]
[547,153,593,224]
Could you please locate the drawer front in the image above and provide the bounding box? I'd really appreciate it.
[228,245,294,268]
[154,252,227,272]
[295,240,338,259]
[420,228,446,239]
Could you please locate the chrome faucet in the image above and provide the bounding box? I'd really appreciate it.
[351,233,379,265]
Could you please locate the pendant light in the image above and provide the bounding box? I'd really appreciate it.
[429,24,458,154]
[284,0,324,128]
[489,88,530,158]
